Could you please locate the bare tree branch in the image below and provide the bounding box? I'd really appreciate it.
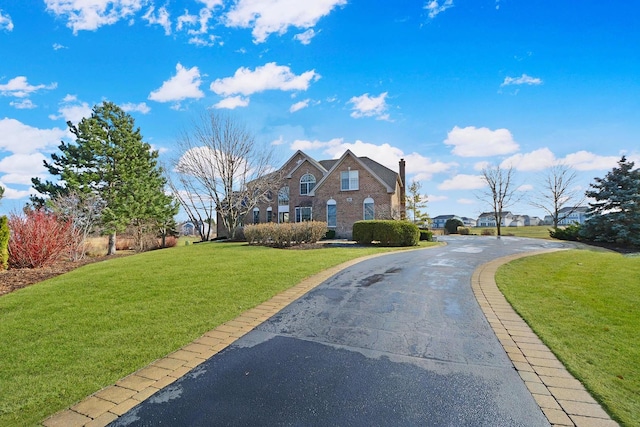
[170,112,280,240]
[529,164,586,229]
[479,164,519,236]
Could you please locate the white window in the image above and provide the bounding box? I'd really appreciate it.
[266,207,273,222]
[327,199,337,228]
[363,197,374,220]
[295,207,313,222]
[341,170,359,191]
[300,173,316,195]
[278,187,289,205]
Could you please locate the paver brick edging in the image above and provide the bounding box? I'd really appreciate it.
[41,250,405,427]
[472,249,619,427]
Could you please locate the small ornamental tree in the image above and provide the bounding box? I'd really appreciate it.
[8,210,74,269]
[444,218,463,234]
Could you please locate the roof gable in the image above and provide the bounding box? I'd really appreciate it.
[310,150,398,195]
[283,150,328,178]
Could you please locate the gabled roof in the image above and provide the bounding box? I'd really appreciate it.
[282,150,328,179]
[558,206,589,213]
[309,150,398,195]
[478,211,513,218]
[433,214,459,220]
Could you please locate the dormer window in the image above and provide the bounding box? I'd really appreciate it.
[300,173,316,195]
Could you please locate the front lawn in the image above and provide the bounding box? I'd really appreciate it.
[496,250,640,426]
[0,242,434,426]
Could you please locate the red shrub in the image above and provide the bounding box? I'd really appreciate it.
[8,210,74,269]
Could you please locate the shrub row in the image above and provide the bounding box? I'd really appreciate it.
[244,221,327,248]
[352,220,419,247]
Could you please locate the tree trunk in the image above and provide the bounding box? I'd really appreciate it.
[107,231,117,255]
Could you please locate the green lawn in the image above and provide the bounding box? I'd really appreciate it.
[0,241,434,426]
[472,225,553,239]
[496,250,640,426]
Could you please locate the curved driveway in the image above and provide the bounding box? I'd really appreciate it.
[113,236,569,426]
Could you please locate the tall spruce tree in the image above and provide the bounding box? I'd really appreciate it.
[581,156,640,246]
[32,102,176,254]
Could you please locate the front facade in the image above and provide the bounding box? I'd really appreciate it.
[432,214,462,229]
[477,211,515,227]
[229,150,406,239]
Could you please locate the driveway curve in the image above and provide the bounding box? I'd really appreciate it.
[112,236,570,427]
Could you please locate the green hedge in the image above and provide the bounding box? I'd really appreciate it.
[0,216,8,270]
[353,220,419,247]
[419,229,433,241]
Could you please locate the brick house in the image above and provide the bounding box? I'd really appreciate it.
[222,150,407,239]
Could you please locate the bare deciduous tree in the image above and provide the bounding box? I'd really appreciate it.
[171,112,280,240]
[49,191,105,260]
[530,164,586,230]
[479,164,519,236]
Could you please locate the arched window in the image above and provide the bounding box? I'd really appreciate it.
[253,207,260,224]
[278,187,289,205]
[327,199,337,228]
[266,206,273,222]
[300,173,316,195]
[363,197,374,220]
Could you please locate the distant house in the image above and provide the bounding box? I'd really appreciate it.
[524,215,543,226]
[217,150,407,239]
[461,216,477,227]
[549,206,590,225]
[477,211,516,227]
[432,214,463,229]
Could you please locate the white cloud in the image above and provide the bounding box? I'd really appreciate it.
[53,43,68,50]
[214,96,250,109]
[0,118,68,155]
[438,174,486,190]
[290,138,343,152]
[0,184,31,200]
[149,63,204,103]
[0,153,48,185]
[143,6,171,35]
[348,92,390,120]
[120,102,150,114]
[49,96,92,123]
[501,74,543,86]
[444,125,519,157]
[560,151,620,171]
[45,0,145,34]
[177,10,198,31]
[271,136,285,146]
[294,29,316,45]
[500,147,556,171]
[188,35,220,47]
[210,62,320,97]
[518,184,534,191]
[290,99,310,113]
[0,76,57,98]
[425,0,454,19]
[0,9,14,31]
[10,99,37,109]
[225,0,346,43]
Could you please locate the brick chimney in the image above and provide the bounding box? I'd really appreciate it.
[399,158,406,220]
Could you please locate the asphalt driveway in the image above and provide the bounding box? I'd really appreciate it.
[111,236,569,427]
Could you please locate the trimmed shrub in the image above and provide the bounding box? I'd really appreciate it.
[458,227,470,235]
[244,221,327,248]
[8,210,74,269]
[353,220,419,247]
[481,228,496,236]
[0,216,9,270]
[324,229,336,240]
[549,223,581,241]
[419,229,433,241]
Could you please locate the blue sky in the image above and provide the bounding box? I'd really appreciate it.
[1,0,639,221]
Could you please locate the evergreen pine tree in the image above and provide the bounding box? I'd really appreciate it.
[581,156,640,246]
[32,102,176,254]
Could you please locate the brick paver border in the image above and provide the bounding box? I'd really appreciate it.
[472,249,618,427]
[43,246,619,427]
